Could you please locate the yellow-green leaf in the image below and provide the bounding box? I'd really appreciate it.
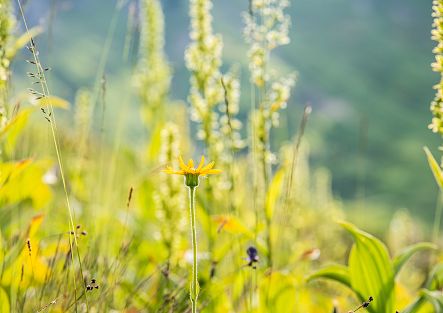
[341,221,394,313]
[0,108,31,154]
[36,96,70,109]
[0,287,9,313]
[424,147,443,190]
[6,26,42,59]
[213,214,253,237]
[265,167,285,219]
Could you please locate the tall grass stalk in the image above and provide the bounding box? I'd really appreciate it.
[244,0,293,269]
[15,1,89,310]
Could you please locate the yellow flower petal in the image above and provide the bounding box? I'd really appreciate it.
[179,156,188,171]
[188,159,194,169]
[202,161,215,171]
[162,166,185,175]
[163,156,221,178]
[197,155,205,171]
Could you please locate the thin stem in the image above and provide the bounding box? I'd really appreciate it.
[189,186,199,313]
[433,191,443,242]
[259,108,273,268]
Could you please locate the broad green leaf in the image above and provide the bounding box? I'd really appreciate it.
[340,221,395,313]
[265,167,285,219]
[424,147,443,190]
[393,243,437,277]
[307,264,352,289]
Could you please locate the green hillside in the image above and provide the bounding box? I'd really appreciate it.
[12,0,441,219]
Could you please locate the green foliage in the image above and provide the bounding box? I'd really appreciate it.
[309,222,436,313]
[0,0,441,312]
[135,0,171,125]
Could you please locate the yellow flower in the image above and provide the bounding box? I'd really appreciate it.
[163,155,221,187]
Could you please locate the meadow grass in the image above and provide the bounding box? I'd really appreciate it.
[0,0,442,312]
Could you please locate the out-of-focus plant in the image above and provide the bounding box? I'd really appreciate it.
[0,22,59,308]
[185,0,223,160]
[0,0,39,131]
[0,0,12,120]
[243,0,295,268]
[426,1,443,192]
[155,123,186,265]
[220,70,245,158]
[135,0,171,126]
[309,222,436,313]
[430,0,443,137]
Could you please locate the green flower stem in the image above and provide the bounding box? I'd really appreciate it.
[188,185,199,313]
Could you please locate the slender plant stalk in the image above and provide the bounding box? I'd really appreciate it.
[433,191,443,242]
[189,186,199,313]
[259,106,273,268]
[15,1,89,311]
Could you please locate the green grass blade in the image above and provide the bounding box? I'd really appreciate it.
[424,147,443,190]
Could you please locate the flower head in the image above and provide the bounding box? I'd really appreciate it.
[163,155,221,187]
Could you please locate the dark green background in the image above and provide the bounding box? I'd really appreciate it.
[11,0,441,221]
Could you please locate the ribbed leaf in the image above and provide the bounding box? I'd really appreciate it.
[341,221,395,313]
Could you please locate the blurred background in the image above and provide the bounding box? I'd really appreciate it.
[11,0,440,225]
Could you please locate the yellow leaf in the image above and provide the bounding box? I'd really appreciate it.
[26,214,44,237]
[213,214,253,237]
[0,287,9,313]
[6,26,42,59]
[0,108,31,154]
[36,96,70,109]
[0,160,52,208]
